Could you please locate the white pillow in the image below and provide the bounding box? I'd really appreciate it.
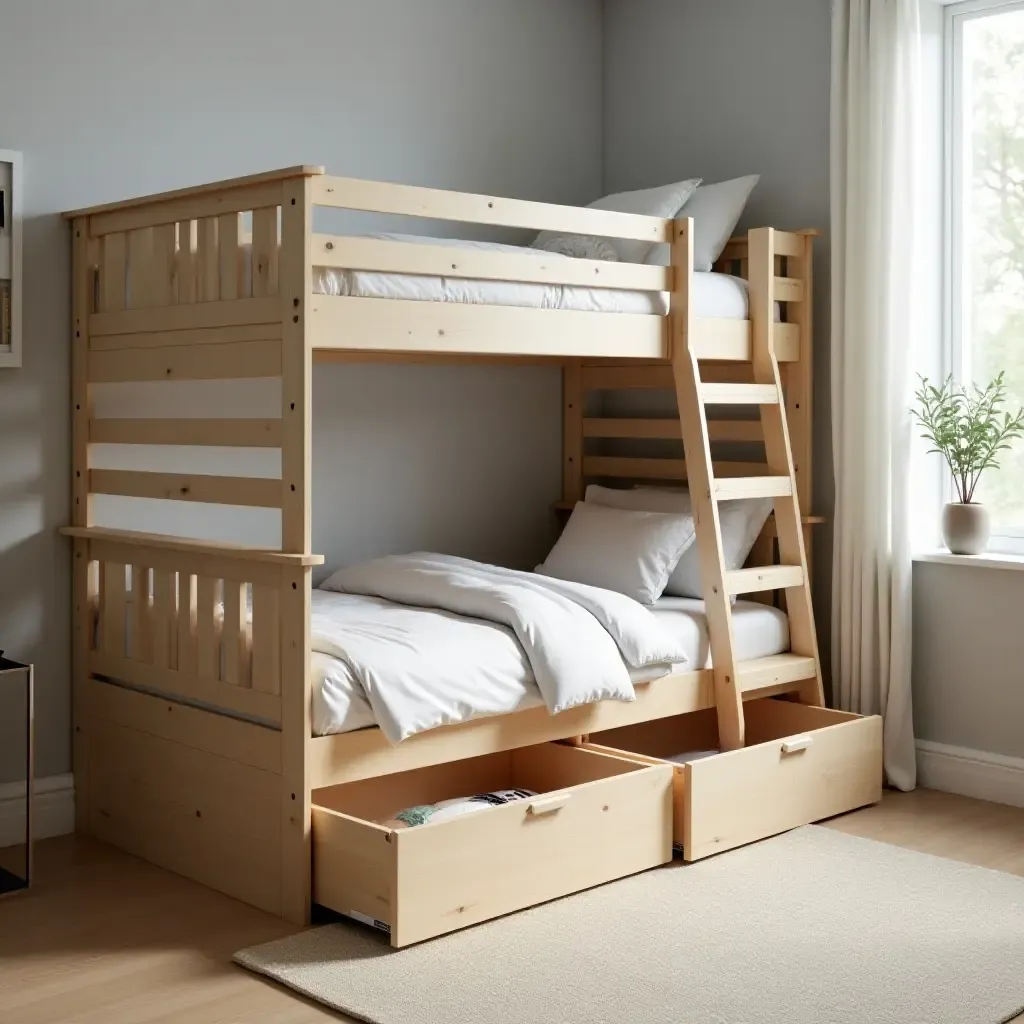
[533,178,701,265]
[584,484,773,600]
[536,501,696,605]
[645,175,760,272]
[533,234,618,261]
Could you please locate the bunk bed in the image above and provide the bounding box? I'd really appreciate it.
[62,165,882,947]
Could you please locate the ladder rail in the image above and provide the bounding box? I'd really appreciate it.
[670,218,746,751]
[748,228,824,707]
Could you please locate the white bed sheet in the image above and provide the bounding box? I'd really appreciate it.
[311,591,790,738]
[311,233,765,319]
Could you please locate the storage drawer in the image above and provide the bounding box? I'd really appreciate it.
[586,698,882,861]
[311,742,673,947]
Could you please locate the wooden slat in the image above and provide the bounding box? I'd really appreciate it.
[176,221,196,304]
[102,562,127,657]
[251,208,279,298]
[176,573,198,676]
[61,527,323,567]
[310,295,668,360]
[88,650,280,725]
[89,469,283,508]
[126,229,152,309]
[737,654,818,692]
[101,233,127,312]
[701,383,779,405]
[87,182,283,238]
[312,175,672,243]
[131,565,152,664]
[89,322,282,352]
[725,565,804,595]
[90,417,283,448]
[690,319,800,363]
[251,585,281,695]
[147,222,177,308]
[714,476,793,500]
[583,417,761,443]
[85,675,281,773]
[88,338,281,382]
[584,457,769,481]
[774,276,804,302]
[66,166,320,219]
[222,581,247,687]
[218,213,241,301]
[151,568,175,669]
[90,297,280,337]
[314,234,671,292]
[197,218,219,301]
[196,577,218,680]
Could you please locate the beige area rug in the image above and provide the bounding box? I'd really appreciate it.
[235,827,1024,1024]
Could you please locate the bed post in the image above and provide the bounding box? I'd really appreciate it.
[670,217,746,751]
[71,216,95,834]
[279,175,314,925]
[562,360,583,507]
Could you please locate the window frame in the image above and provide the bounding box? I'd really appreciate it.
[945,0,1024,554]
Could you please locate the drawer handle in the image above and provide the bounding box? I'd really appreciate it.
[781,735,814,755]
[527,793,572,816]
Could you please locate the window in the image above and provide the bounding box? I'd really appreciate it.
[948,0,1024,552]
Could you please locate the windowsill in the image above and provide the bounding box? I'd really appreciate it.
[914,550,1024,571]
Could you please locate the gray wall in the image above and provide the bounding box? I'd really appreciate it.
[602,0,834,678]
[913,562,1024,760]
[0,0,603,782]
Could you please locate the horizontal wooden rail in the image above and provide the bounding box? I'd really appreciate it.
[60,526,323,566]
[701,383,779,405]
[312,176,673,243]
[713,476,793,500]
[90,324,283,352]
[773,277,804,302]
[310,295,668,359]
[737,654,818,692]
[719,230,816,262]
[89,470,283,509]
[90,418,283,448]
[312,234,670,291]
[725,565,804,595]
[583,457,769,482]
[88,339,281,383]
[581,418,762,443]
[90,298,280,337]
[90,650,281,724]
[681,319,800,363]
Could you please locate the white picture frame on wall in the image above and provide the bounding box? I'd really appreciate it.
[0,149,23,369]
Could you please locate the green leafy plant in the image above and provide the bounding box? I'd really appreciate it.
[912,372,1024,504]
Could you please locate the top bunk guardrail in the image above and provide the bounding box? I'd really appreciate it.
[65,165,811,363]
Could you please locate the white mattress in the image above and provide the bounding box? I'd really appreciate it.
[310,233,762,319]
[312,591,790,738]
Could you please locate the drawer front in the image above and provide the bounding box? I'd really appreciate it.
[685,709,883,861]
[312,743,673,947]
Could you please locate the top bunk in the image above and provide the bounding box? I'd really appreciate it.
[65,165,813,364]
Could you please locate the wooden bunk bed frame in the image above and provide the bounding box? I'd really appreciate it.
[62,165,881,937]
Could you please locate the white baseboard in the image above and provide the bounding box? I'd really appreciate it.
[916,740,1024,809]
[0,773,75,848]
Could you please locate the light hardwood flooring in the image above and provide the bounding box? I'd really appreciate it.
[0,788,1021,1024]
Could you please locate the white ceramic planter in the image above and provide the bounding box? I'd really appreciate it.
[941,502,990,555]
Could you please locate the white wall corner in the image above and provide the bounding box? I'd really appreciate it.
[0,774,75,848]
[916,741,1024,809]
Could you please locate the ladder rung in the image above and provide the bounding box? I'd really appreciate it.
[726,565,804,595]
[701,383,779,405]
[737,654,817,693]
[714,476,793,500]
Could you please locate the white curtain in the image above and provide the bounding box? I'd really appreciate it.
[830,0,920,790]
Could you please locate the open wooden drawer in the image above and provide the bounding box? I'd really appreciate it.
[311,742,673,947]
[585,698,883,861]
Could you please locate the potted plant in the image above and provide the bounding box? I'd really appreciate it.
[912,372,1024,554]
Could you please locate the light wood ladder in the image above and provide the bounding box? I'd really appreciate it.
[672,222,824,751]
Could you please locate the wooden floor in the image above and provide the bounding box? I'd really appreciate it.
[1,788,1022,1024]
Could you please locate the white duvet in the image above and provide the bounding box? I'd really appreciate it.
[317,553,691,743]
